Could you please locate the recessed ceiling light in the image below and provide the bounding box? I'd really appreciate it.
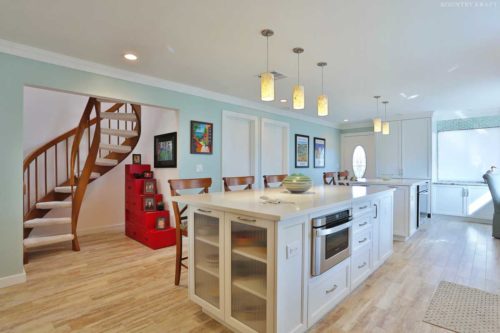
[280,99,287,103]
[407,94,419,100]
[344,119,349,122]
[124,53,138,61]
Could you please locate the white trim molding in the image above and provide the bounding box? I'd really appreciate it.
[0,38,339,129]
[0,270,26,289]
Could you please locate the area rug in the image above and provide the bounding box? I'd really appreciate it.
[423,281,500,333]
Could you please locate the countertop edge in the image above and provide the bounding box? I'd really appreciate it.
[172,188,395,221]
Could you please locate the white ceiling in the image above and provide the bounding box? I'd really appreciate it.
[1,0,500,123]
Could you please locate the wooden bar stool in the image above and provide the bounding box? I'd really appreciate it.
[168,177,212,286]
[338,170,350,186]
[323,172,337,185]
[222,176,254,192]
[263,174,287,188]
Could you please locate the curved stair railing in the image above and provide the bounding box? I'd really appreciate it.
[22,97,142,263]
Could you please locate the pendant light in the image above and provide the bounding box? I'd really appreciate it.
[317,62,328,117]
[382,101,390,135]
[292,47,305,110]
[373,96,382,133]
[260,29,274,101]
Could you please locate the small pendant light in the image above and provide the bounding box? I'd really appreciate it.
[382,101,390,135]
[292,47,305,110]
[317,62,328,117]
[260,29,274,102]
[373,96,382,133]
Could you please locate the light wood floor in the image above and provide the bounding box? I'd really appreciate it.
[1,217,499,332]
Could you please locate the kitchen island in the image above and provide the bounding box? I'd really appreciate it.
[352,178,429,241]
[172,185,394,333]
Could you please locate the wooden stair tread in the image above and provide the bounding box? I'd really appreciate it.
[95,158,119,166]
[24,234,74,248]
[54,186,76,194]
[36,201,72,210]
[99,143,132,153]
[101,128,138,138]
[24,217,71,228]
[100,112,137,121]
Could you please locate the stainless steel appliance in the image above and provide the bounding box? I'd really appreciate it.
[417,181,431,228]
[311,209,352,276]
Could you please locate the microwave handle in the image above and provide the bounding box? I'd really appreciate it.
[314,222,352,237]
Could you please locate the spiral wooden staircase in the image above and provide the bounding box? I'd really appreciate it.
[22,97,142,263]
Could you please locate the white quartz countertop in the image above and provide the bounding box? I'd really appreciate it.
[352,178,429,187]
[171,185,394,221]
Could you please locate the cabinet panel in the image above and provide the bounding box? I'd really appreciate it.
[392,186,408,237]
[402,118,431,179]
[376,121,401,178]
[189,208,225,319]
[378,195,394,263]
[466,186,494,220]
[432,185,465,216]
[225,214,274,333]
[351,245,372,290]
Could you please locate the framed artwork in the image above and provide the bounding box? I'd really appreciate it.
[295,134,310,168]
[155,216,167,230]
[191,121,213,154]
[154,132,177,168]
[143,179,156,195]
[132,154,141,165]
[314,137,326,168]
[143,196,156,212]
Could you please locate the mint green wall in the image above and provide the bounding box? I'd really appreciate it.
[0,52,340,279]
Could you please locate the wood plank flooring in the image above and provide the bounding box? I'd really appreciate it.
[1,216,499,332]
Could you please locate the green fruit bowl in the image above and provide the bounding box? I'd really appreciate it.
[282,174,313,193]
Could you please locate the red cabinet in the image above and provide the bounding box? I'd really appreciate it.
[125,164,176,249]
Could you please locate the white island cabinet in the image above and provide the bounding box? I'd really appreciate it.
[175,185,394,333]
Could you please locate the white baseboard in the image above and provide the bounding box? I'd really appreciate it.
[432,214,493,225]
[0,270,26,289]
[78,223,124,236]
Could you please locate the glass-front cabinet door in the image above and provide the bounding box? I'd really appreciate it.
[224,213,274,333]
[188,207,225,319]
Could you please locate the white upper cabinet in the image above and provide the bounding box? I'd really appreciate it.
[376,118,431,180]
[402,118,431,179]
[376,121,401,178]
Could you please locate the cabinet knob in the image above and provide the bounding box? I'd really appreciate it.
[358,262,367,269]
[358,237,368,244]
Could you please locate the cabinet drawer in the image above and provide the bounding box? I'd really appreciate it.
[352,200,372,217]
[308,259,350,325]
[352,215,372,234]
[351,246,372,290]
[352,227,371,252]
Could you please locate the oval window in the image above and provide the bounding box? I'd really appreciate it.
[352,145,367,178]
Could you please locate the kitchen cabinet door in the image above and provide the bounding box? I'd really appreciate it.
[432,185,465,216]
[402,118,431,179]
[376,121,402,178]
[224,213,274,333]
[189,207,225,319]
[466,186,494,220]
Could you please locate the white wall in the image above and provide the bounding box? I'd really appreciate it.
[23,87,178,236]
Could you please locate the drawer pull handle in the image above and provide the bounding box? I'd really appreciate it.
[197,208,212,214]
[359,205,368,210]
[325,285,338,294]
[237,217,257,223]
[358,262,367,269]
[358,237,368,244]
[359,222,368,227]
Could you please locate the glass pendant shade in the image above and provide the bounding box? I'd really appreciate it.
[317,94,328,116]
[382,121,390,135]
[373,118,382,132]
[293,85,305,110]
[260,72,275,101]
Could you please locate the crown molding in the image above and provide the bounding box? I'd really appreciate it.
[0,38,339,129]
